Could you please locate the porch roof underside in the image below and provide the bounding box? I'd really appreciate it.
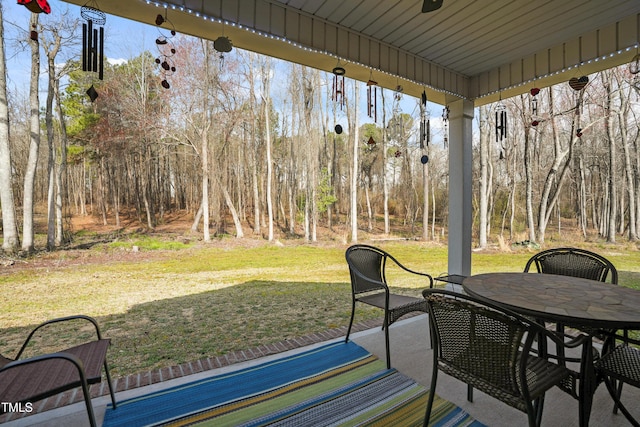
[61,0,640,106]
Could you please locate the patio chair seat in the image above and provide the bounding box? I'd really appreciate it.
[0,340,111,404]
[356,293,427,324]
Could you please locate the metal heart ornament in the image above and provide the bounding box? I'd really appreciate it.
[569,76,589,91]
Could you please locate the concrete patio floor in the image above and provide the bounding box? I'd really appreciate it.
[3,315,638,426]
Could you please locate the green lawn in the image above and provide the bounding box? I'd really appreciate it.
[1,241,639,378]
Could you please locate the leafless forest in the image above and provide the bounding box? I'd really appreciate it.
[1,10,639,253]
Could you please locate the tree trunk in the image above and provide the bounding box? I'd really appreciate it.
[382,89,390,235]
[478,106,489,248]
[22,13,41,253]
[616,74,638,240]
[350,83,359,243]
[0,3,19,252]
[262,60,274,241]
[604,72,617,243]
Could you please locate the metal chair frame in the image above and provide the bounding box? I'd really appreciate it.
[345,244,433,369]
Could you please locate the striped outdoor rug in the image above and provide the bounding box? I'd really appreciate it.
[102,341,484,427]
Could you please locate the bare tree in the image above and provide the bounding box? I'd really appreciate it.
[261,58,274,241]
[40,14,78,249]
[21,13,41,253]
[0,3,19,252]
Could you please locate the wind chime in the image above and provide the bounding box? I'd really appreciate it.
[332,61,346,110]
[420,91,430,149]
[495,100,507,159]
[442,105,449,148]
[568,74,589,138]
[155,12,178,89]
[367,72,378,122]
[392,84,404,158]
[81,1,106,102]
[530,87,540,127]
[420,91,429,165]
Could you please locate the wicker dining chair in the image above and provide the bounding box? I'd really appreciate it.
[422,289,592,427]
[0,315,117,427]
[345,244,433,369]
[595,334,640,425]
[523,247,618,284]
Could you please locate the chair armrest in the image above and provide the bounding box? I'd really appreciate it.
[386,255,434,288]
[16,315,103,359]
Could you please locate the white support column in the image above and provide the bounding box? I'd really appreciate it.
[447,99,474,276]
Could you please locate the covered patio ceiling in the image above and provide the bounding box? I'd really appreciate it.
[61,0,640,106]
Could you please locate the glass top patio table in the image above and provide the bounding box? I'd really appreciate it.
[462,272,640,330]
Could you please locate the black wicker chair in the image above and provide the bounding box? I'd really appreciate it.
[345,244,433,369]
[422,289,592,427]
[595,333,640,426]
[523,247,618,284]
[523,247,618,410]
[0,315,117,427]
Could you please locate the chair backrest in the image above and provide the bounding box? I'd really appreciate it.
[524,247,618,284]
[424,289,529,398]
[345,245,389,295]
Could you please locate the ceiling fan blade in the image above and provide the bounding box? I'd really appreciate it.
[422,0,443,13]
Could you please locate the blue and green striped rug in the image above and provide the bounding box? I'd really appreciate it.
[103,341,484,426]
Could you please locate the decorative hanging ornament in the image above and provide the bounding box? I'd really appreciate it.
[495,102,507,159]
[442,106,450,148]
[213,34,233,68]
[530,87,540,126]
[367,74,378,122]
[568,76,589,91]
[334,124,343,135]
[17,0,51,14]
[332,62,346,110]
[629,53,640,74]
[154,12,178,89]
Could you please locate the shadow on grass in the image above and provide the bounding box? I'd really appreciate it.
[1,280,426,378]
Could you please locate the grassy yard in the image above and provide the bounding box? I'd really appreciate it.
[1,240,639,378]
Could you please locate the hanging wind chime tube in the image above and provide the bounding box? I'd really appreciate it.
[367,74,378,122]
[81,5,106,80]
[81,3,106,102]
[419,90,429,149]
[496,102,507,159]
[442,105,449,148]
[332,63,346,110]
